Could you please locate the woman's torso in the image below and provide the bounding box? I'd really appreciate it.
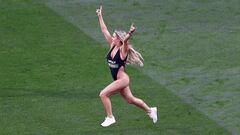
[106,45,128,80]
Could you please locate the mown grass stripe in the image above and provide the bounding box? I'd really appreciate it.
[45,0,240,134]
[0,1,231,135]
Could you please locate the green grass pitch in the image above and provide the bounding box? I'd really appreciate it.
[0,0,239,134]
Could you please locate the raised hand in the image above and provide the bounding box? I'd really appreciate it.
[129,23,137,34]
[96,5,102,17]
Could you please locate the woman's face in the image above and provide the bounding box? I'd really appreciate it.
[112,33,122,46]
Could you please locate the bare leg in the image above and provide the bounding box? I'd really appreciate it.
[120,86,151,113]
[99,78,129,117]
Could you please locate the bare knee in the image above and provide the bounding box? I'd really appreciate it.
[127,96,144,105]
[100,89,112,99]
[125,96,135,104]
[99,90,107,98]
[127,99,134,104]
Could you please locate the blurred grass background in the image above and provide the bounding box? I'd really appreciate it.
[0,0,239,134]
[46,0,240,134]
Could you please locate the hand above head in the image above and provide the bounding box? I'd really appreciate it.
[96,5,102,17]
[129,23,137,34]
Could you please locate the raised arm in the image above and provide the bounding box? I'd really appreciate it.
[96,6,112,46]
[122,23,136,52]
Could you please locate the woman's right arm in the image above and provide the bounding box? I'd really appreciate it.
[96,6,112,46]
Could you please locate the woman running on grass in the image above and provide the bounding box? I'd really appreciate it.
[96,6,157,127]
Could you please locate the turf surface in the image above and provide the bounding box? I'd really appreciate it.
[0,0,237,135]
[46,0,240,134]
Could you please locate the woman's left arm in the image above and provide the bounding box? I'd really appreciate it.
[123,23,136,51]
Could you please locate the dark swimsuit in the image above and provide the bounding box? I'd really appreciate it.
[107,46,128,80]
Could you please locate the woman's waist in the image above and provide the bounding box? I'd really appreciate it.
[107,59,125,68]
[116,68,129,81]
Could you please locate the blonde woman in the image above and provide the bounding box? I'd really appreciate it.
[96,6,157,127]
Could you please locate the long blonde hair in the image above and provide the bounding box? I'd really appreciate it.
[127,45,144,67]
[115,30,144,67]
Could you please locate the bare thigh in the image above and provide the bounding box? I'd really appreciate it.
[100,77,129,97]
[120,86,135,103]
